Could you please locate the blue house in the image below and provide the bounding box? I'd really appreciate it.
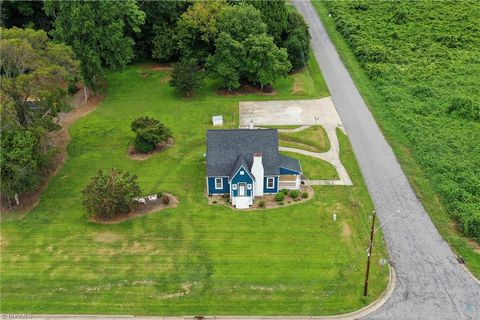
[206,129,302,209]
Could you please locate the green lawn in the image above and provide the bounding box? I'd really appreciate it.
[279,125,330,153]
[290,50,330,98]
[313,0,480,277]
[0,63,388,315]
[281,151,338,180]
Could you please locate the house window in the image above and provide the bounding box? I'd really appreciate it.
[215,178,223,190]
[266,177,275,189]
[240,170,244,175]
[247,184,252,190]
[232,184,237,190]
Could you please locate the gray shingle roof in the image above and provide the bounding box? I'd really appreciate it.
[279,154,301,173]
[206,129,280,176]
[231,154,252,178]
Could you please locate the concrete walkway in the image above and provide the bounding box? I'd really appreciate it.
[293,1,480,319]
[277,125,310,133]
[279,134,352,186]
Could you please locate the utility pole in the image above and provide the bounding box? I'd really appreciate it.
[364,210,376,296]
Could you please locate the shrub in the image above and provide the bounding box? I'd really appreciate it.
[290,190,299,199]
[67,81,78,95]
[302,192,309,199]
[274,192,285,202]
[162,194,170,205]
[280,188,289,195]
[131,116,172,153]
[133,136,154,153]
[82,168,141,220]
[157,192,163,198]
[258,200,265,208]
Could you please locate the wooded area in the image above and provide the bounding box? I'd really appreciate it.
[0,0,311,207]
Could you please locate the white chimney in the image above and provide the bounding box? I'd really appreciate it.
[251,152,264,196]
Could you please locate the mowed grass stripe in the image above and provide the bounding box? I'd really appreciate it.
[1,63,388,315]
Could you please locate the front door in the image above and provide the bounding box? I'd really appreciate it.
[238,183,246,197]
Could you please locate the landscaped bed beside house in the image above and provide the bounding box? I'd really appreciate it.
[208,186,314,210]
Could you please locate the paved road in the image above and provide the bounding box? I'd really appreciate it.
[292,1,480,319]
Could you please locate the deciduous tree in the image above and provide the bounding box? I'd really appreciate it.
[175,0,226,63]
[44,0,145,97]
[152,22,178,62]
[243,34,291,88]
[0,27,78,130]
[136,0,190,61]
[216,3,266,41]
[208,3,290,89]
[207,33,245,90]
[247,0,288,44]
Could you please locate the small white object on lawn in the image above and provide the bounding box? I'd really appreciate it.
[148,194,157,201]
[212,115,223,126]
[333,213,337,222]
[138,198,146,204]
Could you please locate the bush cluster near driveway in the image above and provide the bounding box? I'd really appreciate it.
[0,65,388,315]
[279,125,330,153]
[314,0,480,274]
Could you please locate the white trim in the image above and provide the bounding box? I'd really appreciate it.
[206,176,210,195]
[266,177,275,189]
[231,165,255,182]
[238,183,246,197]
[215,177,223,190]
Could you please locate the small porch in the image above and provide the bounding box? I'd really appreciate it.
[278,174,301,190]
[232,195,252,209]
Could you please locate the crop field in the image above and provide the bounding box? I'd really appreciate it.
[0,61,389,315]
[313,0,480,274]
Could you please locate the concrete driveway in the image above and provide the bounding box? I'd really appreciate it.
[239,98,351,186]
[239,97,343,128]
